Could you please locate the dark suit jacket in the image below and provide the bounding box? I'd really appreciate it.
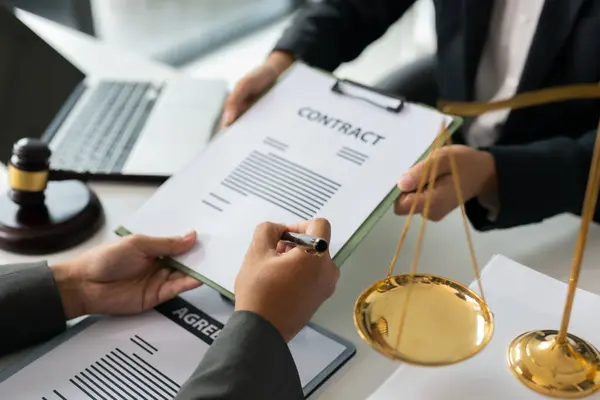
[274,0,600,230]
[0,262,303,399]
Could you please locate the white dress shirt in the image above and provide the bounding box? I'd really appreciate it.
[465,0,546,148]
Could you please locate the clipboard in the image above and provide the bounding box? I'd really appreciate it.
[114,62,463,298]
[318,73,462,268]
[0,290,356,399]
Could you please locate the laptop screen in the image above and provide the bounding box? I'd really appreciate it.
[0,5,85,165]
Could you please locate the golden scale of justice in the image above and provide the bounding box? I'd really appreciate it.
[353,83,600,398]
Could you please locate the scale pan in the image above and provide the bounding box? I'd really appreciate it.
[354,274,494,365]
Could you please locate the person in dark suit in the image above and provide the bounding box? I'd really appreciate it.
[0,218,338,399]
[221,0,600,231]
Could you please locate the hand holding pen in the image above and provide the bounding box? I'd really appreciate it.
[235,218,338,341]
[280,231,329,255]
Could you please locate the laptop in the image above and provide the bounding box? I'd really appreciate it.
[0,6,228,181]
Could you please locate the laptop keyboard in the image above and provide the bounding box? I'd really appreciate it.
[50,81,162,173]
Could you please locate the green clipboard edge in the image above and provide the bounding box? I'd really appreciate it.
[115,64,463,299]
[331,115,463,267]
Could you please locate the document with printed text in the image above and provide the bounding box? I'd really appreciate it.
[0,285,354,399]
[118,62,457,295]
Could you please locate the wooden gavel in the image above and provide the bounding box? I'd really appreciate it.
[0,138,105,255]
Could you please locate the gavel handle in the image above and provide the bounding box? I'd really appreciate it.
[48,169,168,184]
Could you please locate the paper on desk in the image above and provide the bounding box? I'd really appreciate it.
[0,285,348,399]
[121,62,452,295]
[368,255,600,399]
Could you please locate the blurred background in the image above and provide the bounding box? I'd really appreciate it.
[7,0,436,86]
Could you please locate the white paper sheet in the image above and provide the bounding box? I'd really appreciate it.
[368,255,600,399]
[122,63,451,294]
[0,285,349,399]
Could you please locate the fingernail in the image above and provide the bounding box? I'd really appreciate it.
[183,231,196,241]
[398,174,415,191]
[222,111,233,126]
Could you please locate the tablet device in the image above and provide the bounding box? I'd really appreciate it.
[0,286,355,398]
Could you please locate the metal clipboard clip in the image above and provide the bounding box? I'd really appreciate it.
[331,78,405,113]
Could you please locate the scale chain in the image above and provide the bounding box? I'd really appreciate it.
[383,82,600,356]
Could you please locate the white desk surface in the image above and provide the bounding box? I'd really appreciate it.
[3,11,600,400]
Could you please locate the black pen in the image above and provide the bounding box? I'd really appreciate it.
[280,232,328,253]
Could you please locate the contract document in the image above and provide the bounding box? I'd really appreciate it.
[0,285,355,399]
[118,62,457,295]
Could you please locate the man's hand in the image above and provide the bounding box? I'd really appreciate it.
[220,51,294,128]
[394,145,498,221]
[50,232,202,320]
[234,218,340,342]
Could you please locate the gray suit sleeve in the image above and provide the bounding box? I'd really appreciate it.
[273,0,416,71]
[176,310,303,400]
[0,262,67,357]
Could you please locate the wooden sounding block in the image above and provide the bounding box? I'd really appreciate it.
[0,138,104,254]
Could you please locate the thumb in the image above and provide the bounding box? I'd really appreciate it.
[221,101,240,128]
[285,218,333,259]
[286,218,332,243]
[398,148,451,192]
[251,221,288,256]
[128,231,197,257]
[222,78,257,127]
[220,110,235,129]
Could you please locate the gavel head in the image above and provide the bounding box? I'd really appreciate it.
[7,138,51,207]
